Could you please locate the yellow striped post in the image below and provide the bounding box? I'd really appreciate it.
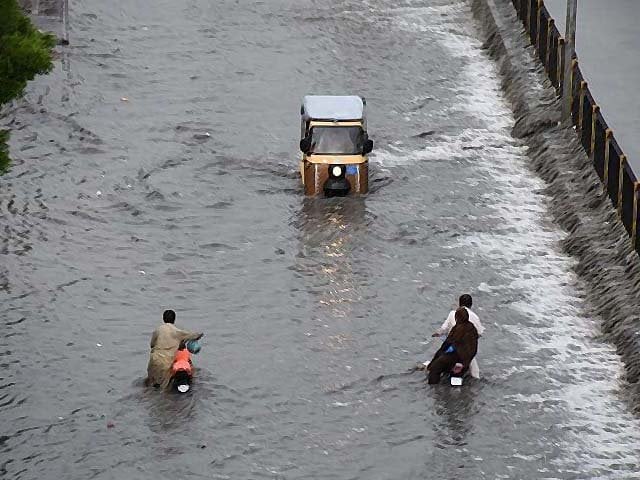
[618,154,626,212]
[603,128,613,188]
[546,18,554,71]
[632,182,640,247]
[577,81,587,133]
[589,105,599,158]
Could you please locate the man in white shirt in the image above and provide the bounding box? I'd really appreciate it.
[432,294,484,378]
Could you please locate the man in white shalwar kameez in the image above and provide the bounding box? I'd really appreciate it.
[432,294,484,378]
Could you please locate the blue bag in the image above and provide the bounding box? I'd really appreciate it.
[185,339,201,354]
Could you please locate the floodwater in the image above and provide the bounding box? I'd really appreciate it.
[2,0,640,478]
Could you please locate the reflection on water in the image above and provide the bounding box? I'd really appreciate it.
[293,198,370,321]
[140,385,198,433]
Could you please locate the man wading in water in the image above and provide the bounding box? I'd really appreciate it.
[147,309,203,389]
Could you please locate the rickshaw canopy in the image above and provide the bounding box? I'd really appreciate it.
[302,96,364,121]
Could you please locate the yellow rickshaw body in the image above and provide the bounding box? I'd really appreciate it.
[299,96,372,196]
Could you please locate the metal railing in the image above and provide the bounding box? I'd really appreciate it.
[511,0,639,251]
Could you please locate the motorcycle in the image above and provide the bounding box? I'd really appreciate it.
[419,334,468,386]
[449,362,465,386]
[171,339,201,393]
[420,360,466,386]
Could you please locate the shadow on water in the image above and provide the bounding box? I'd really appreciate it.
[122,368,220,434]
[121,377,198,433]
[431,383,480,448]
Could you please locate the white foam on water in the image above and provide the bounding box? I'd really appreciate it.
[384,0,640,474]
[374,128,522,167]
[374,2,516,169]
[450,42,640,478]
[458,154,640,473]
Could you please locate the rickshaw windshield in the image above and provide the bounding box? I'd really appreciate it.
[309,126,364,155]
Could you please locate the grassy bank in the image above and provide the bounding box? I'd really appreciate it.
[1,0,56,173]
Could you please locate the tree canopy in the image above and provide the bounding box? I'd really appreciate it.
[0,130,9,171]
[1,0,55,171]
[0,0,56,105]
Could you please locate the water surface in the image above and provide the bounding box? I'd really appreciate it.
[2,0,640,478]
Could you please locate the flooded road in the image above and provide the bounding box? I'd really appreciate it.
[2,0,640,478]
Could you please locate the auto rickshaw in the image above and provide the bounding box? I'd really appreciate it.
[299,95,373,196]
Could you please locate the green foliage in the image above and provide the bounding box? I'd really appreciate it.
[1,0,55,173]
[0,0,56,105]
[0,130,9,172]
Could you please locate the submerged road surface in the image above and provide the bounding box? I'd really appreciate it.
[2,0,640,478]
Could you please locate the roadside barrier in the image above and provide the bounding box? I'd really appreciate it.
[510,0,639,254]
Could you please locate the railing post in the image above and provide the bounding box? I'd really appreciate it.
[536,0,544,51]
[577,80,587,132]
[603,128,612,188]
[527,2,534,33]
[589,105,599,158]
[557,38,565,92]
[567,59,578,122]
[618,154,626,212]
[562,0,578,121]
[526,0,532,33]
[546,18,554,71]
[633,182,640,248]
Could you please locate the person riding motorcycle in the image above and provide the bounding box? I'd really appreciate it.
[427,307,479,384]
[432,294,484,378]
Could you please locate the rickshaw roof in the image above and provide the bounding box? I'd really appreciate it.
[302,95,364,121]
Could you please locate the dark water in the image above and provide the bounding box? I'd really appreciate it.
[2,0,640,478]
